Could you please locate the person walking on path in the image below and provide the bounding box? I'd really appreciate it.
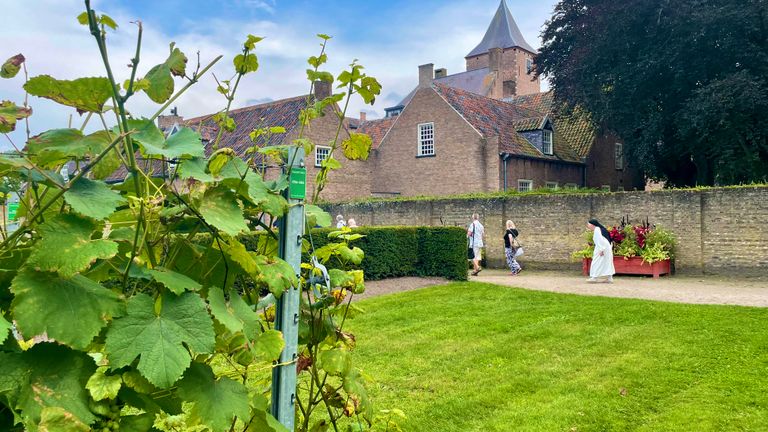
[467,213,485,276]
[504,220,522,275]
[587,218,615,283]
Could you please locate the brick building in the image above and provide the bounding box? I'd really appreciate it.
[358,0,644,197]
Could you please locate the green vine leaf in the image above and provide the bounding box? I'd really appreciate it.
[178,157,214,182]
[305,204,332,228]
[244,34,264,50]
[233,53,259,74]
[26,213,119,278]
[341,132,372,161]
[24,75,112,114]
[64,177,126,220]
[1,53,25,79]
[176,362,250,432]
[85,367,122,401]
[5,344,97,428]
[126,119,204,159]
[0,100,32,133]
[207,286,259,335]
[105,293,215,388]
[144,43,187,103]
[199,186,249,236]
[149,267,202,295]
[0,313,11,344]
[253,329,284,362]
[38,407,91,432]
[10,268,124,349]
[319,349,351,377]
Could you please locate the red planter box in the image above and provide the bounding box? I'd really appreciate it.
[582,256,671,279]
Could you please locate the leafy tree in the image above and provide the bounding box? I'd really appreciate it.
[0,1,394,431]
[537,0,768,186]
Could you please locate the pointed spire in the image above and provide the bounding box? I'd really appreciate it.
[466,0,536,58]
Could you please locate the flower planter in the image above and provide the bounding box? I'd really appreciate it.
[582,256,671,279]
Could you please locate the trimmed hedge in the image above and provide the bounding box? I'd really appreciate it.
[307,226,468,281]
[196,226,468,282]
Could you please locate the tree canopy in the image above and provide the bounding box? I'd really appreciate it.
[537,0,768,186]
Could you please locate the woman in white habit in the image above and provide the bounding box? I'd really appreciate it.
[587,219,615,283]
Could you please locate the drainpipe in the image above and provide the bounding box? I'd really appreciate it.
[501,153,511,191]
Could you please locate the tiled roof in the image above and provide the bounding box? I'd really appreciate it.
[357,117,396,150]
[399,68,497,107]
[466,0,537,57]
[512,117,546,132]
[185,95,309,158]
[433,83,552,159]
[511,92,596,158]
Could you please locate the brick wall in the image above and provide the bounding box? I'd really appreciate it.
[465,48,540,98]
[585,131,645,191]
[324,186,768,276]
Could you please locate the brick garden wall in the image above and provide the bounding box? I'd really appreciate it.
[324,186,768,276]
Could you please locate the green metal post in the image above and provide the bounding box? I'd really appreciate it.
[272,147,305,430]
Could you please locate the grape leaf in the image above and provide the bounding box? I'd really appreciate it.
[64,177,126,220]
[1,53,24,79]
[253,329,284,362]
[24,75,112,114]
[178,157,214,182]
[126,119,203,159]
[149,267,202,295]
[199,186,249,236]
[144,44,187,103]
[341,132,372,161]
[305,204,332,228]
[0,100,32,133]
[10,268,124,349]
[26,213,118,277]
[12,344,97,428]
[0,314,10,344]
[207,286,244,333]
[86,367,122,401]
[176,362,250,432]
[105,293,215,388]
[319,349,351,377]
[38,407,90,432]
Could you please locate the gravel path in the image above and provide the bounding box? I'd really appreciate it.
[358,270,768,307]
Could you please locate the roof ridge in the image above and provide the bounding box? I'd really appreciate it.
[185,94,309,123]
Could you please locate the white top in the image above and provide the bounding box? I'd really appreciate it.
[336,221,346,229]
[468,220,485,247]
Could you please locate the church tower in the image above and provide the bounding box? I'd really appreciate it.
[465,0,541,98]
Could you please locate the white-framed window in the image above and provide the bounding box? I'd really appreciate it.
[542,129,553,155]
[517,179,533,192]
[315,145,331,167]
[601,185,611,192]
[417,122,435,156]
[526,58,534,74]
[545,181,558,190]
[564,183,578,190]
[615,142,624,170]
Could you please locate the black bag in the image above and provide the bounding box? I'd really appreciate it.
[467,247,475,259]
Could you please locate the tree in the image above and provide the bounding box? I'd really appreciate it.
[537,0,768,186]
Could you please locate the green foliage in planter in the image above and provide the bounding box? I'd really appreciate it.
[307,226,468,281]
[572,223,677,264]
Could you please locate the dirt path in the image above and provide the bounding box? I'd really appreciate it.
[360,270,768,307]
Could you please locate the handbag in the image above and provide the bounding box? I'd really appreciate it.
[510,231,523,257]
[514,247,524,257]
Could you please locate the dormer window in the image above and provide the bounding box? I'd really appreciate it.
[542,129,553,155]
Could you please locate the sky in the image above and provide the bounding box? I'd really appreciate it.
[0,0,558,150]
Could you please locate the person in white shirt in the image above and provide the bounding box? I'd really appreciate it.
[467,213,485,275]
[587,219,615,283]
[336,214,346,229]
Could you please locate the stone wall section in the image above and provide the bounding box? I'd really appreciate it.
[324,186,768,276]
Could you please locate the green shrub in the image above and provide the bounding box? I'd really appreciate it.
[307,226,468,281]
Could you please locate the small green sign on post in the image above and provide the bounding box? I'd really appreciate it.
[7,202,18,221]
[289,167,306,200]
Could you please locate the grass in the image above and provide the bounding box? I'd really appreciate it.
[346,283,768,431]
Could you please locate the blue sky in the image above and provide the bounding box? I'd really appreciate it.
[0,0,557,149]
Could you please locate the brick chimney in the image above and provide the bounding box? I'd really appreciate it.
[418,63,434,88]
[314,80,332,100]
[157,107,183,131]
[360,111,367,122]
[489,48,503,72]
[435,68,448,79]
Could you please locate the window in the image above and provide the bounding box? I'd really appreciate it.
[517,179,533,192]
[542,129,553,155]
[545,181,558,190]
[526,58,534,74]
[601,185,611,192]
[417,122,435,156]
[564,183,578,190]
[615,142,624,170]
[315,145,331,167]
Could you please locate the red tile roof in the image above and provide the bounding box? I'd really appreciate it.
[357,117,397,150]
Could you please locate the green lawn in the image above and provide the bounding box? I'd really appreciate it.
[346,283,768,431]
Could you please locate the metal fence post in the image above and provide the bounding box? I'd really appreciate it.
[271,147,305,430]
